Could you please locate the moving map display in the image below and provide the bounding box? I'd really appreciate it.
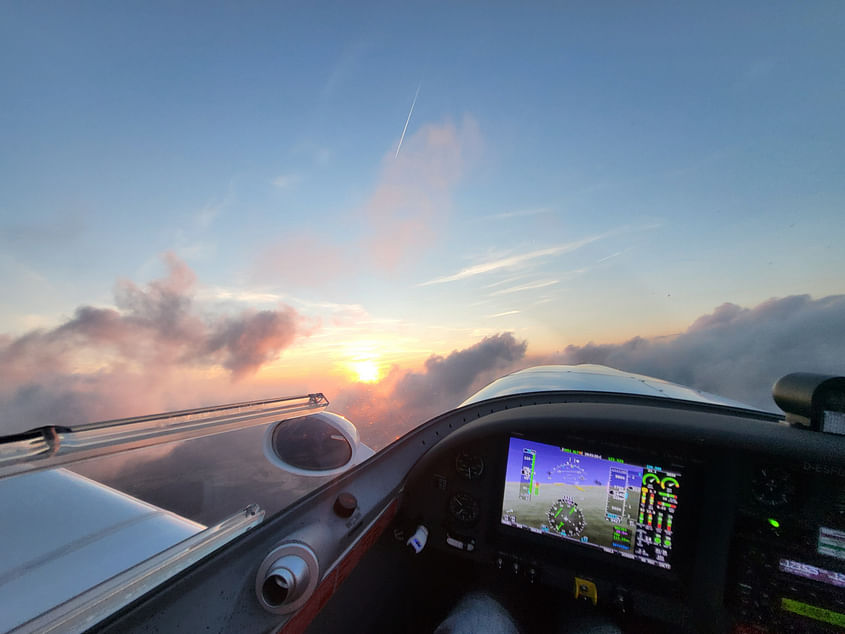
[501,437,682,570]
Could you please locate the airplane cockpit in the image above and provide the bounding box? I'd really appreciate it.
[300,368,845,633]
[3,366,845,633]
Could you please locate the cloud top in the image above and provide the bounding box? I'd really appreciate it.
[552,294,845,410]
[2,253,302,382]
[335,333,528,448]
[340,294,845,450]
[0,254,306,432]
[2,287,843,445]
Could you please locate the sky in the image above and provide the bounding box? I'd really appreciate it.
[1,2,844,446]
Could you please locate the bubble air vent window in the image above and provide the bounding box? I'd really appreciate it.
[273,416,352,470]
[263,412,365,477]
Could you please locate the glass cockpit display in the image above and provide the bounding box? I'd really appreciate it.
[501,437,683,570]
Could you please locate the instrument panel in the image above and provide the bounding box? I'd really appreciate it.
[728,460,845,631]
[500,436,683,571]
[91,383,845,634]
[400,397,845,632]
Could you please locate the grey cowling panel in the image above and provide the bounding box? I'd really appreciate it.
[93,474,399,632]
[93,401,460,632]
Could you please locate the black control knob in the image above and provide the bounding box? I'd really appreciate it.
[333,492,358,518]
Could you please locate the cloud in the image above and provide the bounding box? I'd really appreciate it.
[490,279,559,296]
[205,308,300,378]
[420,223,661,286]
[194,205,220,230]
[253,116,481,286]
[334,333,527,448]
[321,39,370,99]
[336,294,845,451]
[200,287,283,305]
[252,229,350,287]
[394,333,527,410]
[0,214,87,249]
[484,276,526,289]
[272,173,302,189]
[420,236,603,286]
[484,207,554,221]
[0,253,307,433]
[5,283,842,462]
[596,251,624,263]
[365,116,482,271]
[292,142,333,167]
[546,294,845,411]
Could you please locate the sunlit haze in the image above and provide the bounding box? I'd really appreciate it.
[1,3,844,448]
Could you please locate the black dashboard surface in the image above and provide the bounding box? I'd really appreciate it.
[399,397,845,632]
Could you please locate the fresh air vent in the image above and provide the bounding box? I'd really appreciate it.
[255,542,319,614]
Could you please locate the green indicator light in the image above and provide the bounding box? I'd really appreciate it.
[768,518,780,528]
[782,598,845,627]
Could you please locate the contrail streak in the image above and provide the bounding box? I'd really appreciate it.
[395,82,421,159]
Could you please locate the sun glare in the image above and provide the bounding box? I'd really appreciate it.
[353,360,380,383]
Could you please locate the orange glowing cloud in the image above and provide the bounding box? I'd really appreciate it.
[365,115,482,272]
[0,254,311,434]
[251,116,482,288]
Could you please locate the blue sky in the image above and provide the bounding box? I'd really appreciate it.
[1,2,844,429]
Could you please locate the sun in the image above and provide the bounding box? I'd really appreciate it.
[352,360,380,383]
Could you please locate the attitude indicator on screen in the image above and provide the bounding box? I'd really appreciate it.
[501,437,683,571]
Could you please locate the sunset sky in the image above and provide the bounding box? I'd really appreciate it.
[2,3,844,443]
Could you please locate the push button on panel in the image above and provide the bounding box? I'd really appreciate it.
[333,492,358,518]
[574,577,598,606]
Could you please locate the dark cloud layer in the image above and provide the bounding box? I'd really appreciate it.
[55,295,845,526]
[0,254,303,433]
[343,295,845,450]
[2,287,843,447]
[336,333,528,448]
[393,332,527,410]
[548,294,845,411]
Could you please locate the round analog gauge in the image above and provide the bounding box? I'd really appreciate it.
[548,497,585,537]
[455,452,484,480]
[449,492,480,524]
[751,465,796,507]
